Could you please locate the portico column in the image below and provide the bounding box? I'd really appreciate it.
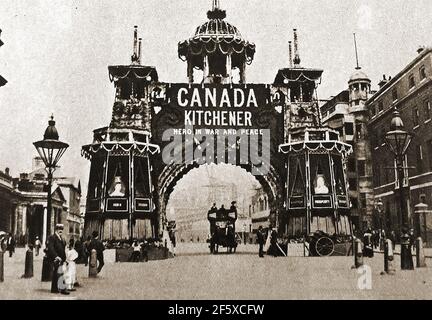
[21,205,27,237]
[42,207,47,246]
[13,205,19,236]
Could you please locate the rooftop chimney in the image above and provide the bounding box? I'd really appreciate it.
[378,74,389,88]
[417,46,425,54]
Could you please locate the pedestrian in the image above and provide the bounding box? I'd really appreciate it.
[84,235,91,266]
[130,239,141,262]
[64,239,78,292]
[256,226,265,258]
[6,233,15,258]
[362,228,374,258]
[269,227,278,257]
[141,239,149,262]
[34,236,42,256]
[401,226,414,270]
[47,224,69,295]
[88,231,105,273]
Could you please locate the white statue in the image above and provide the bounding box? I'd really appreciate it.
[314,174,329,194]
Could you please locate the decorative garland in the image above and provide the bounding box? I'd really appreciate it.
[82,142,160,159]
[279,140,352,155]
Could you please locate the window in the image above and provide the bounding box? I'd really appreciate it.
[360,193,367,209]
[354,100,359,106]
[370,105,376,116]
[345,122,354,135]
[374,164,381,186]
[348,178,357,191]
[351,197,358,209]
[409,74,415,89]
[420,66,426,80]
[378,101,384,112]
[356,123,363,140]
[392,88,398,101]
[428,140,432,171]
[425,100,431,120]
[358,160,366,176]
[413,107,419,126]
[416,145,423,173]
[348,158,356,172]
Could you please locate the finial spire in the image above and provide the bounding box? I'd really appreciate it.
[288,41,293,68]
[353,33,360,70]
[131,26,139,64]
[208,0,225,19]
[293,29,301,67]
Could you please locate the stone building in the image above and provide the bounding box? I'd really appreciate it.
[320,67,375,231]
[0,157,82,245]
[0,168,17,235]
[366,47,432,234]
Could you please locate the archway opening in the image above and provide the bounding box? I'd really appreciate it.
[165,163,273,247]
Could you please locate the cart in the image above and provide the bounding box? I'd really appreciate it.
[306,230,353,256]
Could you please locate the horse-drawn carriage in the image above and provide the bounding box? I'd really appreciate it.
[207,203,238,254]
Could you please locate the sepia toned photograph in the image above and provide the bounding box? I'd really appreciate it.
[0,0,432,308]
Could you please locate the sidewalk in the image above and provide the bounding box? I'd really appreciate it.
[373,244,432,258]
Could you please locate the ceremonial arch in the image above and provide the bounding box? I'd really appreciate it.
[82,2,353,248]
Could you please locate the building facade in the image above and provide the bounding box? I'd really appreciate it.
[366,47,432,235]
[0,157,82,245]
[320,67,375,232]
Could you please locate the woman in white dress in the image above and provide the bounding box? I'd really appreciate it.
[64,239,79,291]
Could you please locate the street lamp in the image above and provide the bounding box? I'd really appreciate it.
[384,109,413,269]
[33,115,69,242]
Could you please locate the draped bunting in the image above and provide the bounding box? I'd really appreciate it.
[279,140,352,155]
[274,68,323,85]
[108,65,158,83]
[178,37,255,64]
[81,141,160,159]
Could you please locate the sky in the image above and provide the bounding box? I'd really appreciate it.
[0,0,431,194]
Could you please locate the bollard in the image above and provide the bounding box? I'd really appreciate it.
[387,239,396,275]
[41,255,53,282]
[381,239,395,275]
[355,238,363,268]
[23,247,34,278]
[416,237,427,268]
[351,238,363,269]
[88,249,98,277]
[0,250,4,282]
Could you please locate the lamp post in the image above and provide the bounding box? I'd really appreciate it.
[384,110,413,269]
[33,116,69,244]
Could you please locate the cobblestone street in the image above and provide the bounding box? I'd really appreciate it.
[1,244,432,300]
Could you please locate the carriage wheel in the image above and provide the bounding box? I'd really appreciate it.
[315,237,335,256]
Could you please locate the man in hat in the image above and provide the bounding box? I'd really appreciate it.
[47,224,68,294]
[6,233,15,257]
[88,230,105,273]
[256,226,265,258]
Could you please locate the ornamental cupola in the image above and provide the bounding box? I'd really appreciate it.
[178,0,256,84]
